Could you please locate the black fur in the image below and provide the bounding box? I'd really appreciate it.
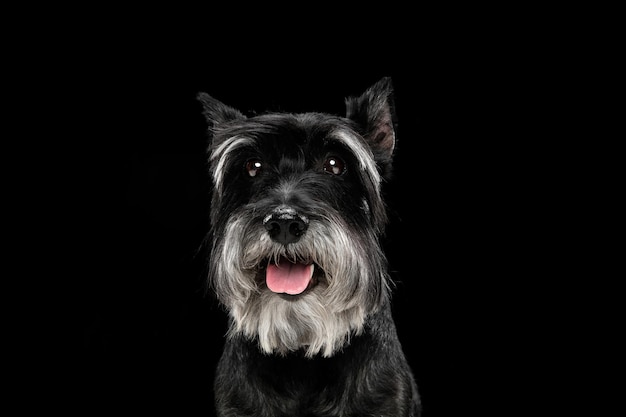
[198,77,421,416]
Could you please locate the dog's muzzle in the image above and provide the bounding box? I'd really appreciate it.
[263,207,309,245]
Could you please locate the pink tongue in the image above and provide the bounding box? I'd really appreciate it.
[266,257,313,295]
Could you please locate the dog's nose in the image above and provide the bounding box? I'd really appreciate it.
[263,213,308,245]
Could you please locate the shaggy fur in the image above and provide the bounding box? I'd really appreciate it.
[198,77,421,416]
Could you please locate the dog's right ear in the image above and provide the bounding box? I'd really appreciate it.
[197,92,246,129]
[345,77,397,179]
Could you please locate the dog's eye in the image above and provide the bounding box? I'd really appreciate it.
[323,156,346,175]
[245,159,263,177]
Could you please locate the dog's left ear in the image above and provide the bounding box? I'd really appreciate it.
[345,77,397,169]
[197,92,246,131]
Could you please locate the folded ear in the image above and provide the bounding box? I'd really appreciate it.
[197,92,246,130]
[345,77,397,167]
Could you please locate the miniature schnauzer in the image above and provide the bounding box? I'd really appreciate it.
[198,77,421,416]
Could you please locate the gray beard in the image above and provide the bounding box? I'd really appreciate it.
[210,208,390,357]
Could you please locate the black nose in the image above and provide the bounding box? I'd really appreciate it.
[264,214,308,245]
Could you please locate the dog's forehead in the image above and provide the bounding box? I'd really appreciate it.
[216,112,357,143]
[220,112,358,137]
[209,110,381,195]
[210,112,370,169]
[256,111,350,126]
[212,111,376,167]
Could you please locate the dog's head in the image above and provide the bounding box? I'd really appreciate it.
[198,77,398,357]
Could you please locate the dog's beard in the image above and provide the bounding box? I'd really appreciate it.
[210,206,390,358]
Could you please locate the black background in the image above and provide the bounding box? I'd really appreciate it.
[71,32,537,416]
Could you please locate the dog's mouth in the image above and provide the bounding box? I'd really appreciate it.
[264,256,320,296]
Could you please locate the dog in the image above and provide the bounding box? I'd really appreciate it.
[197,77,421,416]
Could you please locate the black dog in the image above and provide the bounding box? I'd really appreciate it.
[198,77,421,416]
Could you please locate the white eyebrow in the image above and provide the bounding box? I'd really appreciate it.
[210,135,254,193]
[210,129,383,195]
[331,129,382,193]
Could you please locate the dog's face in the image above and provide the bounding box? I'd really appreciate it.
[199,78,398,357]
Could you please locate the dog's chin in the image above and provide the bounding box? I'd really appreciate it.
[227,265,366,358]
